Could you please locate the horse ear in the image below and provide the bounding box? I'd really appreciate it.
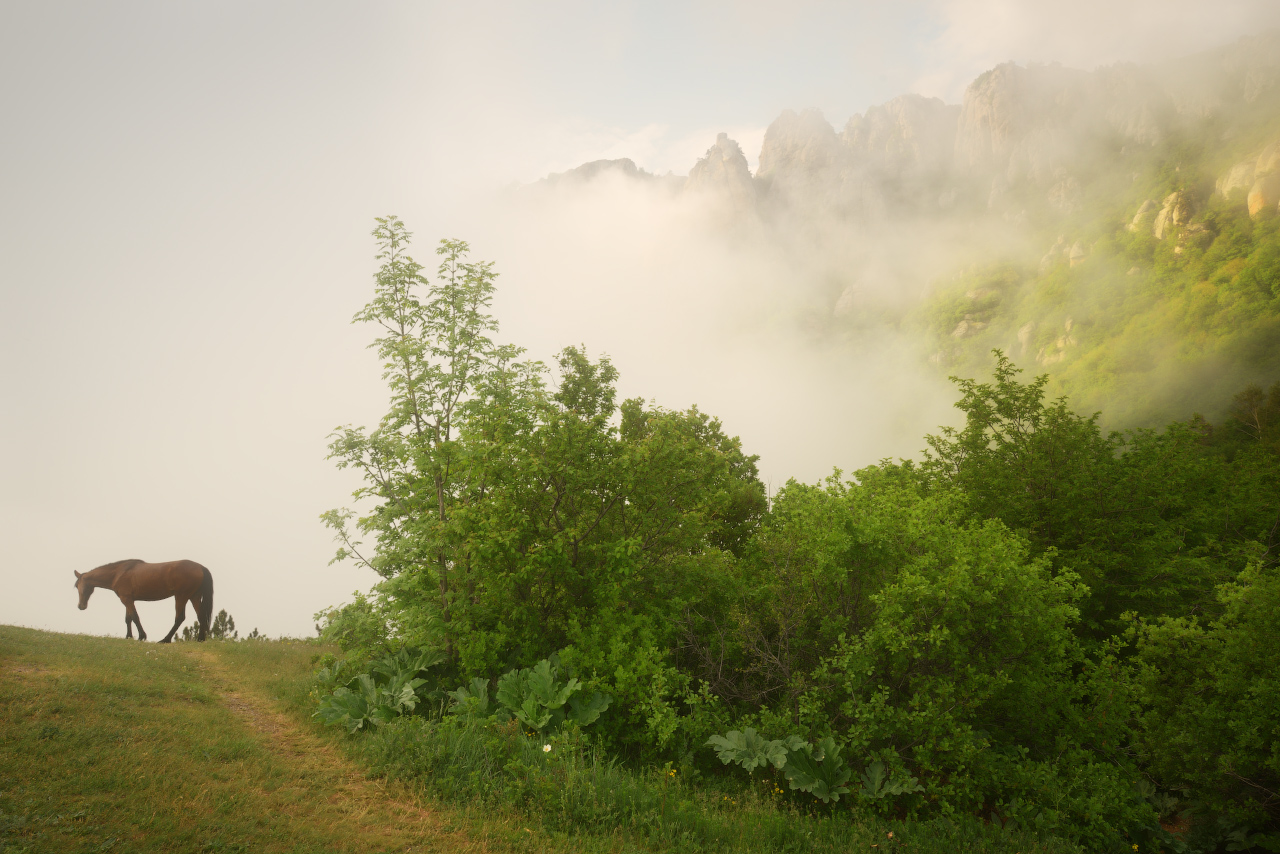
[74,570,82,578]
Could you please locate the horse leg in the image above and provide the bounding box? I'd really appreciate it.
[160,597,187,644]
[192,593,208,641]
[125,601,147,641]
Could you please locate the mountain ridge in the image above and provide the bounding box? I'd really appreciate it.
[533,31,1280,430]
[543,32,1280,222]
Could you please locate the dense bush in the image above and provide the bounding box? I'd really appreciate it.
[1134,562,1280,851]
[313,592,391,661]
[315,219,1280,852]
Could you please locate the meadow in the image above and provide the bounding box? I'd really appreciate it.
[0,627,536,853]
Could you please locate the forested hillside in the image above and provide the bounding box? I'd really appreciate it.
[925,111,1280,428]
[311,217,1280,853]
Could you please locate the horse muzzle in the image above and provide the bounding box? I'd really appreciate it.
[78,603,87,610]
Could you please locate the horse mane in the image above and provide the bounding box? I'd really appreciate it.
[92,558,144,573]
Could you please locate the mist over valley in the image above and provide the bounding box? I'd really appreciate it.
[501,31,1280,439]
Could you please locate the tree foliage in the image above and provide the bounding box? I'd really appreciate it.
[319,221,1280,851]
[921,352,1276,636]
[324,219,765,751]
[1135,562,1280,846]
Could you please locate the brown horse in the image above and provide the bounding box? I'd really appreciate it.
[74,559,214,643]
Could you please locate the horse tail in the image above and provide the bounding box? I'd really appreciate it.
[197,566,214,641]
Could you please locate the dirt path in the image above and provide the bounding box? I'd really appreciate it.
[178,645,485,854]
[1,627,529,854]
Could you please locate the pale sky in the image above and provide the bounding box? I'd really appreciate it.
[3,0,1277,640]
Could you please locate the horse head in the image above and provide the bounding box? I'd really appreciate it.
[74,570,93,610]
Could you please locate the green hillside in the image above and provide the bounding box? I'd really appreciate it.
[0,627,548,854]
[923,112,1280,428]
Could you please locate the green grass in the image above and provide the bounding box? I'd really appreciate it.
[0,626,1081,853]
[0,626,542,853]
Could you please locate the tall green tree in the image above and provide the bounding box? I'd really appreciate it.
[325,220,766,708]
[324,217,530,645]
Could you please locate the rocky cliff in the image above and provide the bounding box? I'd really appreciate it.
[544,32,1280,227]
[754,108,846,210]
[686,133,755,208]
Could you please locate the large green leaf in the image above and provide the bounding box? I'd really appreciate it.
[859,759,923,800]
[524,659,580,710]
[370,646,443,686]
[350,673,380,703]
[782,737,852,803]
[449,677,497,718]
[386,679,425,714]
[493,658,598,733]
[314,686,372,733]
[314,646,443,734]
[368,703,399,725]
[566,691,612,727]
[495,667,529,713]
[706,729,801,773]
[515,696,554,732]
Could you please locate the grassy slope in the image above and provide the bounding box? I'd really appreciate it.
[0,626,586,854]
[1,627,1078,854]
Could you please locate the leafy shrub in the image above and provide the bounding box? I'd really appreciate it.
[493,658,612,734]
[313,592,391,660]
[442,658,614,736]
[740,473,1160,845]
[705,728,800,774]
[707,729,920,806]
[778,737,853,804]
[314,646,442,733]
[315,224,1280,849]
[1135,562,1280,848]
[447,677,498,719]
[856,758,924,803]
